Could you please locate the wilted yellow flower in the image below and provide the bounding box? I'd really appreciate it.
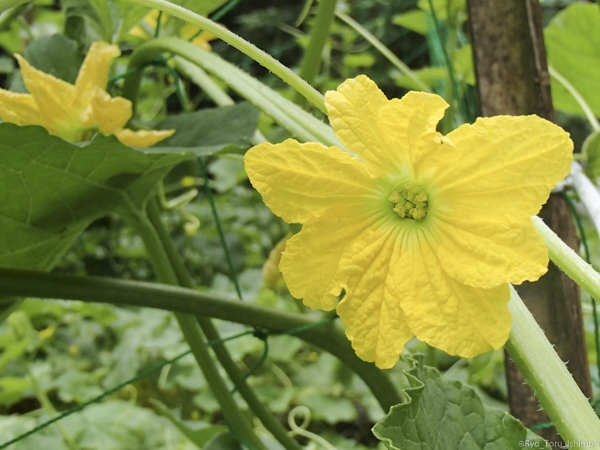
[0,41,174,147]
[245,75,573,369]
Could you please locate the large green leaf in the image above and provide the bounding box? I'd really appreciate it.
[0,123,190,270]
[23,34,83,84]
[372,355,549,449]
[545,3,600,117]
[154,102,259,155]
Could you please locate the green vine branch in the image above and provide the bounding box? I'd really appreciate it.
[0,266,401,412]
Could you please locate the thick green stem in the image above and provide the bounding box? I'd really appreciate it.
[121,0,326,113]
[124,211,267,450]
[532,216,600,300]
[506,286,600,444]
[146,199,302,450]
[122,38,339,146]
[0,267,401,412]
[294,0,338,104]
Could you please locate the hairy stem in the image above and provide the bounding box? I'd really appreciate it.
[506,286,600,443]
[121,0,326,113]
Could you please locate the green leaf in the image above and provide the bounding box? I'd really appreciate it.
[392,10,428,35]
[394,66,447,90]
[0,123,190,270]
[418,0,467,26]
[584,131,600,182]
[150,399,227,448]
[0,377,32,406]
[372,355,549,449]
[545,3,600,117]
[62,0,114,42]
[113,0,151,42]
[23,34,83,84]
[154,103,260,155]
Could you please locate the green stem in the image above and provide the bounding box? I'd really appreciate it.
[294,0,338,104]
[0,267,402,412]
[336,11,431,93]
[121,0,327,113]
[532,216,600,300]
[549,65,600,132]
[26,364,79,450]
[146,199,303,450]
[122,37,340,146]
[506,286,600,443]
[124,211,267,450]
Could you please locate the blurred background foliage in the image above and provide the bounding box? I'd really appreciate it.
[0,0,598,448]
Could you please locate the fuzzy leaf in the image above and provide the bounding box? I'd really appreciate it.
[372,355,549,449]
[0,123,190,270]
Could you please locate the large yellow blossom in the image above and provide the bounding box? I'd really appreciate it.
[245,75,573,369]
[0,41,173,147]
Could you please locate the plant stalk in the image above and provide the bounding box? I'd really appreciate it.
[532,216,600,300]
[121,0,327,113]
[146,199,303,450]
[294,0,338,104]
[124,211,267,450]
[0,267,402,412]
[505,286,600,444]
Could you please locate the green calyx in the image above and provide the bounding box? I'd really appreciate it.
[389,182,429,220]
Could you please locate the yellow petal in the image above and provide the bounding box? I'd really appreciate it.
[15,54,81,140]
[397,231,511,357]
[113,128,175,147]
[434,217,548,288]
[436,115,573,224]
[377,91,451,175]
[74,41,121,106]
[244,140,375,223]
[80,88,132,134]
[280,206,377,310]
[335,226,413,369]
[325,75,394,177]
[0,89,41,125]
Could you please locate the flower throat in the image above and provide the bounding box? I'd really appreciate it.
[389,182,429,220]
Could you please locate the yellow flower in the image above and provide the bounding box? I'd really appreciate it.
[0,41,174,147]
[245,75,573,369]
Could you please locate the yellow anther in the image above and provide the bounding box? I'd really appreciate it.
[388,182,429,221]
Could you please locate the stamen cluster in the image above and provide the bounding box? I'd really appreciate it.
[389,182,429,220]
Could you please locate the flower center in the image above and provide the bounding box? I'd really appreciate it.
[388,182,429,221]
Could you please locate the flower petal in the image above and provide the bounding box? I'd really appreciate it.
[434,218,548,288]
[74,41,121,106]
[0,89,41,125]
[80,88,132,134]
[436,115,573,224]
[113,128,175,147]
[280,207,378,311]
[325,75,394,176]
[335,226,413,369]
[397,231,511,357]
[377,91,450,175]
[15,54,81,140]
[245,140,374,223]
